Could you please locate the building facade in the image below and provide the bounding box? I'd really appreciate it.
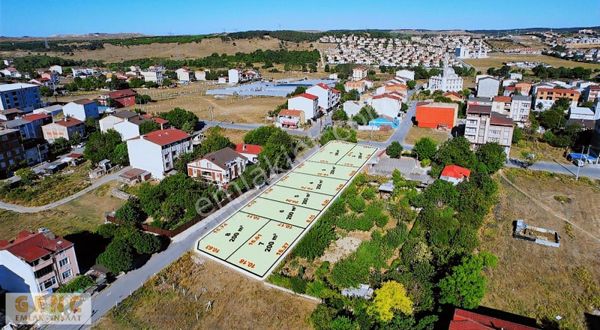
[534,88,580,110]
[0,83,42,112]
[187,147,247,189]
[415,102,458,129]
[477,77,500,98]
[288,93,319,119]
[42,118,86,142]
[0,129,25,177]
[127,128,192,179]
[63,99,99,121]
[464,105,514,155]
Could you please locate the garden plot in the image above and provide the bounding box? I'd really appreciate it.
[196,140,378,279]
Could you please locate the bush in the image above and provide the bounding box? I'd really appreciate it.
[127,231,162,254]
[347,195,366,213]
[96,223,120,239]
[56,275,95,293]
[365,202,388,228]
[413,137,437,161]
[361,187,377,200]
[337,213,374,232]
[386,141,403,158]
[96,238,135,274]
[115,198,147,226]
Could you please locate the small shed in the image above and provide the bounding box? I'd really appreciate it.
[119,168,151,185]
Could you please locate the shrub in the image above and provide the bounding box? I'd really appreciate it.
[96,238,135,274]
[115,198,147,226]
[384,223,408,248]
[96,223,120,239]
[57,275,95,293]
[127,231,162,254]
[386,141,403,158]
[347,195,366,213]
[337,213,374,232]
[361,187,377,200]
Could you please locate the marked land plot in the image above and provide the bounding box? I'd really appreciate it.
[242,198,319,228]
[261,185,331,211]
[277,172,346,196]
[295,161,357,180]
[196,140,377,279]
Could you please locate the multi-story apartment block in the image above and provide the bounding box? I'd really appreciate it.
[0,83,42,113]
[510,95,532,125]
[288,93,320,119]
[127,128,192,179]
[42,117,86,142]
[306,83,341,111]
[428,65,464,92]
[534,88,580,111]
[0,128,25,177]
[464,105,514,155]
[63,99,99,121]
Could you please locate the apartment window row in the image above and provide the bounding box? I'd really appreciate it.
[59,257,69,267]
[39,276,57,291]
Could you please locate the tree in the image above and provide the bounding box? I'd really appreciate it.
[49,137,71,158]
[386,141,403,158]
[368,281,414,322]
[434,137,476,169]
[159,108,198,132]
[287,86,306,97]
[475,143,506,174]
[127,231,162,254]
[244,126,278,145]
[332,109,348,121]
[135,94,152,104]
[111,143,129,166]
[139,120,160,134]
[413,137,437,161]
[352,106,378,125]
[96,238,135,274]
[512,126,523,144]
[438,252,498,309]
[84,130,122,164]
[319,127,357,145]
[115,198,146,226]
[40,86,54,97]
[407,80,416,90]
[15,168,37,184]
[259,128,294,173]
[199,128,233,155]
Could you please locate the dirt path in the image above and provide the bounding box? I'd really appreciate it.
[498,171,600,243]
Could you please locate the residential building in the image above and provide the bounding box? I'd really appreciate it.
[111,114,168,140]
[3,113,51,140]
[491,96,512,116]
[514,82,532,96]
[344,80,369,94]
[448,308,538,330]
[510,95,532,124]
[477,77,501,98]
[49,65,63,75]
[376,80,408,98]
[568,103,600,128]
[41,117,85,142]
[228,69,240,85]
[194,70,207,81]
[176,68,193,83]
[277,109,306,129]
[235,143,263,163]
[428,65,463,92]
[510,72,523,80]
[370,93,402,118]
[0,108,24,121]
[443,91,464,102]
[306,83,340,111]
[395,69,415,81]
[63,99,99,121]
[288,93,319,119]
[103,89,137,108]
[33,104,63,118]
[127,128,192,179]
[415,102,458,129]
[0,229,80,293]
[467,96,493,107]
[71,67,96,77]
[187,147,247,188]
[343,101,362,117]
[439,165,471,185]
[584,85,600,102]
[534,88,580,110]
[352,66,368,81]
[141,69,164,85]
[464,104,514,155]
[0,129,25,177]
[0,83,42,112]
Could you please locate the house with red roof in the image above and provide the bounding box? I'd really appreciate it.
[0,229,80,293]
[307,83,340,111]
[277,109,306,129]
[187,147,247,189]
[449,308,539,330]
[41,117,85,142]
[440,164,471,185]
[126,128,193,179]
[288,93,319,119]
[235,143,263,163]
[108,88,137,108]
[370,93,403,118]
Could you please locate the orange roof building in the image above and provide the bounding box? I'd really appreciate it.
[415,102,459,129]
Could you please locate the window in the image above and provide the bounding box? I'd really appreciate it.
[62,269,72,280]
[41,276,57,290]
[34,264,54,278]
[59,257,69,267]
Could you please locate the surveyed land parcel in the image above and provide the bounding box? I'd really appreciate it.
[196,141,378,278]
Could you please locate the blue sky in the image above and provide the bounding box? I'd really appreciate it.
[1,0,599,37]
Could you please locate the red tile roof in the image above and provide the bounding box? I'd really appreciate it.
[72,98,95,105]
[142,114,169,125]
[142,128,190,146]
[493,96,512,103]
[467,104,492,115]
[23,113,50,122]
[235,143,263,155]
[0,230,74,263]
[441,165,471,180]
[108,88,137,99]
[443,91,464,99]
[54,117,83,127]
[372,93,402,101]
[331,88,341,94]
[490,113,514,127]
[316,83,331,90]
[449,308,538,330]
[294,93,318,101]
[279,109,304,117]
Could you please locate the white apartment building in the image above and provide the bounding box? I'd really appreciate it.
[288,93,319,119]
[395,69,415,81]
[352,66,368,81]
[510,95,532,125]
[306,83,340,111]
[228,69,240,85]
[428,65,463,92]
[464,105,514,155]
[127,128,192,179]
[477,77,501,98]
[0,83,42,112]
[63,99,99,121]
[176,68,193,83]
[369,93,402,118]
[141,70,164,85]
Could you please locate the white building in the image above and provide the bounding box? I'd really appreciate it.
[187,147,247,189]
[49,65,63,75]
[63,99,99,121]
[0,83,42,112]
[126,128,192,179]
[288,93,319,119]
[352,66,368,81]
[141,69,164,85]
[569,104,600,121]
[395,69,415,81]
[477,77,501,98]
[510,95,532,125]
[343,101,362,117]
[369,93,402,118]
[510,72,523,80]
[427,60,463,92]
[306,83,340,111]
[228,69,240,85]
[194,70,207,81]
[175,68,193,84]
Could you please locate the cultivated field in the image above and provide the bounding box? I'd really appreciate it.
[481,169,600,330]
[464,53,600,72]
[95,253,317,330]
[0,182,124,240]
[404,126,451,145]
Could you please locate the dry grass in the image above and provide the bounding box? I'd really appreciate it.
[0,182,123,240]
[213,128,248,144]
[95,253,317,330]
[404,126,451,145]
[509,138,570,164]
[480,169,600,329]
[464,53,600,72]
[356,129,394,142]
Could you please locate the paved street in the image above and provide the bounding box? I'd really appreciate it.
[506,159,600,179]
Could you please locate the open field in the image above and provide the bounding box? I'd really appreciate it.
[356,129,394,142]
[95,253,317,330]
[215,128,248,144]
[0,38,318,63]
[0,182,123,240]
[481,169,600,329]
[509,138,570,164]
[404,126,451,145]
[464,53,600,72]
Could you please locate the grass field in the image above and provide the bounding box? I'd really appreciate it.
[0,182,123,241]
[95,253,317,330]
[480,169,600,329]
[510,138,570,164]
[404,126,451,145]
[464,53,600,72]
[356,129,394,142]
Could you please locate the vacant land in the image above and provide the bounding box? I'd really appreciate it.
[0,38,318,63]
[509,138,570,164]
[213,128,248,144]
[95,253,317,330]
[356,129,394,142]
[481,169,600,330]
[464,53,600,72]
[404,126,451,145]
[0,182,123,240]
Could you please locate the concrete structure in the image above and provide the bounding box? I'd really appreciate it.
[395,69,415,81]
[0,129,25,177]
[288,93,319,119]
[344,80,369,94]
[0,250,41,295]
[277,109,306,129]
[63,99,99,121]
[510,95,532,124]
[343,101,362,118]
[427,61,463,92]
[370,93,402,118]
[443,91,464,102]
[465,104,514,155]
[176,68,193,83]
[3,113,51,140]
[491,96,512,116]
[440,164,471,185]
[235,143,262,163]
[415,102,458,129]
[194,70,207,81]
[71,67,96,77]
[0,83,42,112]
[187,147,247,189]
[477,77,501,98]
[584,85,600,102]
[141,67,164,85]
[42,117,85,142]
[33,104,63,118]
[49,65,63,75]
[352,66,368,81]
[127,128,192,179]
[534,88,580,111]
[0,229,80,293]
[306,83,340,111]
[228,69,240,85]
[100,111,168,140]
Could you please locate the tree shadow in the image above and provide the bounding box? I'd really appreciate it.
[64,231,111,274]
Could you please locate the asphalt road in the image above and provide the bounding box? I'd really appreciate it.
[506,159,600,179]
[358,100,417,150]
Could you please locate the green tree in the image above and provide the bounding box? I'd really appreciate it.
[352,106,378,125]
[243,126,278,145]
[320,127,357,145]
[15,168,37,184]
[368,281,414,322]
[434,137,476,169]
[407,80,416,90]
[332,109,348,121]
[50,137,71,158]
[111,142,129,166]
[127,231,162,254]
[84,130,122,164]
[159,107,198,132]
[199,128,234,155]
[96,238,135,274]
[115,198,146,226]
[386,141,403,158]
[438,252,498,309]
[475,143,506,174]
[413,137,437,161]
[259,129,294,173]
[139,120,160,134]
